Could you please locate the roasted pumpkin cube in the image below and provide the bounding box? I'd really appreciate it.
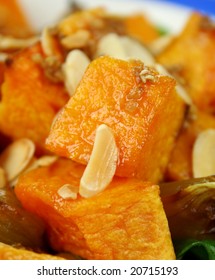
[0,242,64,260]
[46,56,185,182]
[0,0,32,37]
[125,14,160,44]
[15,158,175,260]
[0,62,5,87]
[0,43,69,154]
[166,109,215,181]
[158,13,215,112]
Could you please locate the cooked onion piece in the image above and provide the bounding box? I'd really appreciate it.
[0,187,45,250]
[162,177,215,240]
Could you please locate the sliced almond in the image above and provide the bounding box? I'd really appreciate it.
[155,63,192,105]
[57,184,79,199]
[192,129,215,178]
[79,124,118,198]
[36,155,58,167]
[0,52,9,62]
[120,36,155,66]
[0,35,38,51]
[95,33,155,66]
[149,34,174,55]
[9,177,18,188]
[0,139,35,181]
[24,155,58,173]
[61,30,90,49]
[62,50,90,96]
[96,33,127,60]
[9,155,58,188]
[175,84,192,105]
[41,27,56,57]
[0,168,6,188]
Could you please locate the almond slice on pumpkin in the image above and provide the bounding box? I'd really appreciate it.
[120,36,155,65]
[58,184,79,200]
[96,33,155,65]
[0,139,35,181]
[60,30,90,49]
[24,155,58,173]
[155,63,192,105]
[79,124,118,198]
[192,129,215,178]
[41,27,56,57]
[62,50,90,96]
[0,35,38,51]
[149,34,174,55]
[9,155,57,188]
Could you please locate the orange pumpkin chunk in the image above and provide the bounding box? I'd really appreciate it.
[0,242,64,260]
[46,56,185,182]
[158,13,215,112]
[15,158,175,260]
[125,14,160,44]
[0,43,69,153]
[166,109,215,181]
[0,0,33,38]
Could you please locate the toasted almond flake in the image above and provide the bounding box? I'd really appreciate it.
[9,176,18,188]
[9,155,58,188]
[0,52,9,62]
[0,139,35,181]
[0,168,6,188]
[96,33,127,60]
[149,34,174,55]
[24,155,58,174]
[62,50,90,96]
[155,63,192,105]
[41,27,56,56]
[61,30,90,49]
[120,36,155,65]
[95,33,155,65]
[79,124,118,198]
[192,129,215,178]
[0,35,39,51]
[58,184,79,199]
[37,155,58,167]
[140,68,157,83]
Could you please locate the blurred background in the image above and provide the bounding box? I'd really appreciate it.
[163,0,215,15]
[15,0,215,32]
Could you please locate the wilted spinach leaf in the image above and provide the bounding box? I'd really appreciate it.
[174,239,215,260]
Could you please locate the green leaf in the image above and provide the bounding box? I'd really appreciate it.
[174,239,215,260]
[156,26,169,36]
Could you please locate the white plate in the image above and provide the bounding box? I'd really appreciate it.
[17,0,192,34]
